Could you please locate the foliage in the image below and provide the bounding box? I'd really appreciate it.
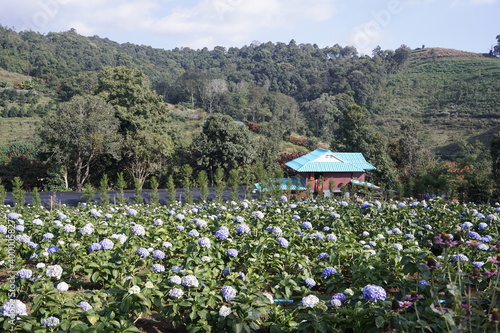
[192,114,257,182]
[99,174,110,206]
[38,95,121,190]
[30,187,41,208]
[11,176,25,206]
[149,176,159,205]
[0,155,50,191]
[3,197,500,332]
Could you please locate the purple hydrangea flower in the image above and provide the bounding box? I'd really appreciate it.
[331,293,347,302]
[7,213,20,220]
[198,237,211,248]
[176,225,185,231]
[301,222,312,229]
[17,269,33,279]
[99,239,114,250]
[215,226,230,240]
[152,264,165,273]
[362,285,386,302]
[221,286,237,301]
[152,250,165,259]
[136,248,150,257]
[321,267,338,278]
[276,237,289,248]
[234,216,245,223]
[236,224,251,234]
[317,252,330,259]
[2,299,27,318]
[88,243,102,251]
[226,249,239,257]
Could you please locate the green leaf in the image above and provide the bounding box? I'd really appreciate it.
[375,316,385,328]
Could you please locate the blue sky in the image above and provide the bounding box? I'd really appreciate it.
[0,0,498,55]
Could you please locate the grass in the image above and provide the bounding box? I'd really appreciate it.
[0,117,40,145]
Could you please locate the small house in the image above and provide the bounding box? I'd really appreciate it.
[284,148,378,197]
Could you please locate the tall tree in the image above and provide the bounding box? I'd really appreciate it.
[97,66,174,186]
[192,114,257,183]
[38,95,121,190]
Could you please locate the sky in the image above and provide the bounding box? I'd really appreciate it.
[0,0,498,55]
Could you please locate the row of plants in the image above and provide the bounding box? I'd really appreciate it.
[1,196,500,332]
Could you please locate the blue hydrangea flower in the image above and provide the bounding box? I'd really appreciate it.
[326,234,337,241]
[152,264,165,273]
[362,285,386,302]
[292,215,301,220]
[176,225,185,231]
[393,243,403,251]
[222,267,231,276]
[0,225,6,234]
[304,278,316,287]
[392,228,402,235]
[424,224,432,230]
[331,293,347,302]
[99,239,114,250]
[44,316,60,327]
[198,237,211,248]
[252,211,264,219]
[7,213,20,220]
[43,233,54,240]
[238,272,246,281]
[215,226,230,240]
[221,286,237,301]
[467,231,481,240]
[236,224,251,234]
[331,213,341,218]
[17,269,33,279]
[478,222,488,230]
[88,243,102,251]
[195,219,208,228]
[461,221,473,229]
[405,234,415,239]
[301,222,312,229]
[330,298,342,307]
[419,279,430,286]
[322,267,338,278]
[317,252,330,259]
[226,249,239,257]
[127,208,138,216]
[136,248,150,257]
[276,237,289,248]
[473,261,485,268]
[452,254,469,263]
[47,245,59,253]
[152,250,165,259]
[280,195,288,202]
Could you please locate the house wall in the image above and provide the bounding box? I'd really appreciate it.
[303,172,366,192]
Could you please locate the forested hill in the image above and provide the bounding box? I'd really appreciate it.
[0,26,499,157]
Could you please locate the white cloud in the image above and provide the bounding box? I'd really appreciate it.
[348,20,389,55]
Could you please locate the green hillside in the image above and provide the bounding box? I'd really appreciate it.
[0,25,499,198]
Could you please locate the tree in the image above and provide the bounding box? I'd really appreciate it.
[38,95,121,190]
[491,133,500,194]
[192,114,257,183]
[97,66,175,185]
[494,35,500,57]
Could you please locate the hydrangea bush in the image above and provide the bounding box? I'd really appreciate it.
[1,198,500,331]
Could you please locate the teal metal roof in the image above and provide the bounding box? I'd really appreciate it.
[350,179,380,189]
[254,178,307,192]
[285,148,376,173]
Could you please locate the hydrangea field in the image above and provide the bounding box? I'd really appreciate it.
[2,197,500,332]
